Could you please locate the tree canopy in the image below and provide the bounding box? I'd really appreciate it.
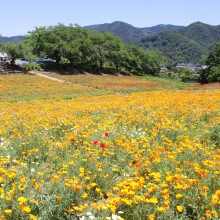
[204,42,220,82]
[25,24,165,75]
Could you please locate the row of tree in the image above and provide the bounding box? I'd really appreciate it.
[1,24,166,75]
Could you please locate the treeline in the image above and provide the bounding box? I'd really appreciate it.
[2,24,166,75]
[200,42,220,83]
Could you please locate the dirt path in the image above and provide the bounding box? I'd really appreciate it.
[29,71,67,83]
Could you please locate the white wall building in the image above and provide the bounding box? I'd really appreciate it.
[0,52,8,61]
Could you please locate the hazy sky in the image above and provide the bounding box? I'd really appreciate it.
[1,0,220,36]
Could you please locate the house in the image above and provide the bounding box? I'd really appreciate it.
[0,52,8,62]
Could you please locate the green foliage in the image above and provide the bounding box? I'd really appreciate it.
[141,22,220,65]
[3,41,37,63]
[3,42,22,62]
[25,63,41,71]
[179,22,220,50]
[26,24,165,75]
[173,67,199,82]
[0,37,3,49]
[206,42,220,66]
[206,65,220,82]
[201,42,220,83]
[141,31,209,65]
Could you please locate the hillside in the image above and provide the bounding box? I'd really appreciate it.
[179,22,220,50]
[85,21,184,43]
[141,22,220,64]
[1,35,25,43]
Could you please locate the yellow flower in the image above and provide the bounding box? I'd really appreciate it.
[22,205,31,213]
[112,168,119,172]
[95,188,101,193]
[145,198,158,204]
[157,206,166,212]
[4,209,12,215]
[81,193,88,199]
[176,206,184,213]
[176,194,183,199]
[148,214,156,220]
[29,214,38,220]
[18,184,26,191]
[211,194,219,205]
[18,196,27,203]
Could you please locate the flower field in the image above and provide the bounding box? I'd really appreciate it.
[0,73,175,102]
[0,74,103,102]
[0,75,220,219]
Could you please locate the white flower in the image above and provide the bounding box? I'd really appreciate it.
[88,216,95,220]
[118,211,124,214]
[111,214,117,220]
[86,212,93,216]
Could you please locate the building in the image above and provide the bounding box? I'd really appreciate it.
[0,52,8,62]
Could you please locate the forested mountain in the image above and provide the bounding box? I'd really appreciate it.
[1,35,25,43]
[141,22,220,64]
[85,21,145,44]
[85,21,184,43]
[179,22,220,50]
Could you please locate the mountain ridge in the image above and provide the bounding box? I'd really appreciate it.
[1,35,26,43]
[141,21,220,63]
[85,21,184,43]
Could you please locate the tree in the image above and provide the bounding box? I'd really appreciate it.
[27,24,73,66]
[25,23,164,75]
[0,37,3,50]
[203,42,220,82]
[206,42,220,66]
[4,42,21,64]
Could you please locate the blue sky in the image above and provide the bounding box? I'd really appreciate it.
[1,0,220,36]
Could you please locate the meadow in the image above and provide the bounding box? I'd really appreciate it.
[0,73,220,220]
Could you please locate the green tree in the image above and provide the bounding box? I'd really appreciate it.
[0,37,3,50]
[204,42,220,82]
[206,42,220,66]
[4,42,21,64]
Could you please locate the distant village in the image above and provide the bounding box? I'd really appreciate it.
[175,62,208,71]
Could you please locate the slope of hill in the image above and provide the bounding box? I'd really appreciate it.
[85,21,145,43]
[140,30,209,64]
[85,21,184,43]
[141,24,184,35]
[1,35,25,43]
[141,22,220,64]
[179,22,220,50]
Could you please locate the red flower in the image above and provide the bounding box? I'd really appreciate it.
[93,139,98,145]
[100,143,106,149]
[105,132,109,137]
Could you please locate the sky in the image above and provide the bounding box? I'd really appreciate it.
[1,0,220,36]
